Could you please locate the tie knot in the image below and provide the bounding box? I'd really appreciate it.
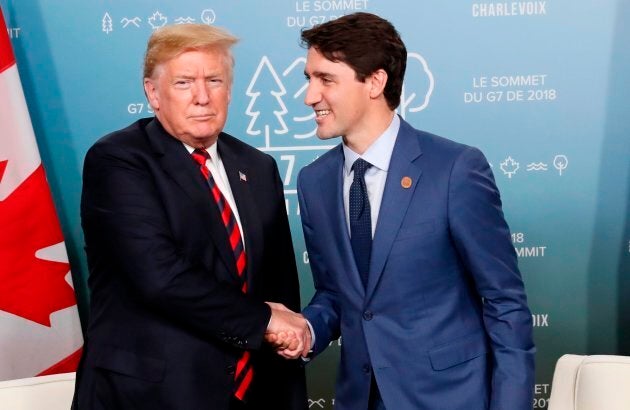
[352,158,372,178]
[191,148,210,166]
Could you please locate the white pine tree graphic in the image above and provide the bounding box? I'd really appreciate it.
[102,13,113,34]
[245,56,289,149]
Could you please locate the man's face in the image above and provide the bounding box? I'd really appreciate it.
[144,49,231,148]
[303,47,372,141]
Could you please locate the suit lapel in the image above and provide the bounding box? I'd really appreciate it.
[217,136,264,292]
[319,147,366,296]
[145,120,237,278]
[366,120,423,300]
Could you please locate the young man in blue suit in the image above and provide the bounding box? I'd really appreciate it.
[73,24,309,410]
[293,12,535,410]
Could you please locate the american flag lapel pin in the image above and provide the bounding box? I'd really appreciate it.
[239,171,247,182]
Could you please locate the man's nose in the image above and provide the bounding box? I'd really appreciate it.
[193,82,210,105]
[303,82,320,106]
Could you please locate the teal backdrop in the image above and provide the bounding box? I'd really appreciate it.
[2,1,629,408]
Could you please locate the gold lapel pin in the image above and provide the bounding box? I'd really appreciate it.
[401,176,412,189]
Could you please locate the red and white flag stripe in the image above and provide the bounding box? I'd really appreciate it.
[0,7,83,381]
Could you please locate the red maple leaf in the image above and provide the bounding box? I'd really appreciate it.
[0,164,75,326]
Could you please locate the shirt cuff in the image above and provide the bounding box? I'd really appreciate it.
[301,319,316,362]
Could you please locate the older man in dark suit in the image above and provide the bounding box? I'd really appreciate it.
[72,24,308,410]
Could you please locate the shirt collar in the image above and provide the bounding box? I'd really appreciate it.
[183,141,219,162]
[343,114,400,175]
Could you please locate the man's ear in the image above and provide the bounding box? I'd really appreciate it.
[368,69,388,100]
[144,78,159,111]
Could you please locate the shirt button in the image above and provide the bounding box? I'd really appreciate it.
[363,310,373,321]
[226,365,235,375]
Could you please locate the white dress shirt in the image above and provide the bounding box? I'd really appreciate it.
[184,142,246,249]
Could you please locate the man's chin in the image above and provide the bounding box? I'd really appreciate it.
[179,132,219,148]
[191,126,221,141]
[315,129,340,141]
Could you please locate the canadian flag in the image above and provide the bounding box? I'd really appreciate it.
[0,8,83,381]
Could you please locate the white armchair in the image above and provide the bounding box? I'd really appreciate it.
[0,372,75,410]
[548,354,630,410]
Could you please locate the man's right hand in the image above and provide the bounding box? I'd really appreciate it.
[265,302,311,359]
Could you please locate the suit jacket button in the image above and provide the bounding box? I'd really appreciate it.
[363,311,373,321]
[362,365,371,373]
[226,365,235,375]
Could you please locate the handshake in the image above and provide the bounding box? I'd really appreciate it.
[264,302,311,360]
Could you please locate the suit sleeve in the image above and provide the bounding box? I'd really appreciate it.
[81,141,270,350]
[447,146,535,410]
[298,170,341,355]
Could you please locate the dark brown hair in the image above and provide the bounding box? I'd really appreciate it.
[301,12,407,110]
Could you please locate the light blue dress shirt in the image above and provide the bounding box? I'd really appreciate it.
[342,114,400,238]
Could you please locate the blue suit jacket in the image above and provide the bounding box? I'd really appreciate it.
[298,118,535,410]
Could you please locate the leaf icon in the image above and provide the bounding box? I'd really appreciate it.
[500,156,520,178]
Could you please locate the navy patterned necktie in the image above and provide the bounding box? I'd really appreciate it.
[349,158,372,289]
[191,148,253,401]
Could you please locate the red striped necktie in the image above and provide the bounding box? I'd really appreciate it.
[191,148,253,401]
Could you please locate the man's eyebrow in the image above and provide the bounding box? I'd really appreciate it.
[304,70,335,79]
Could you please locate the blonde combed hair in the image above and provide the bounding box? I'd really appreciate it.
[143,24,238,80]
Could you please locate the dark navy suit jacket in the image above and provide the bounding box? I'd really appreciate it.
[73,118,307,409]
[299,117,535,410]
